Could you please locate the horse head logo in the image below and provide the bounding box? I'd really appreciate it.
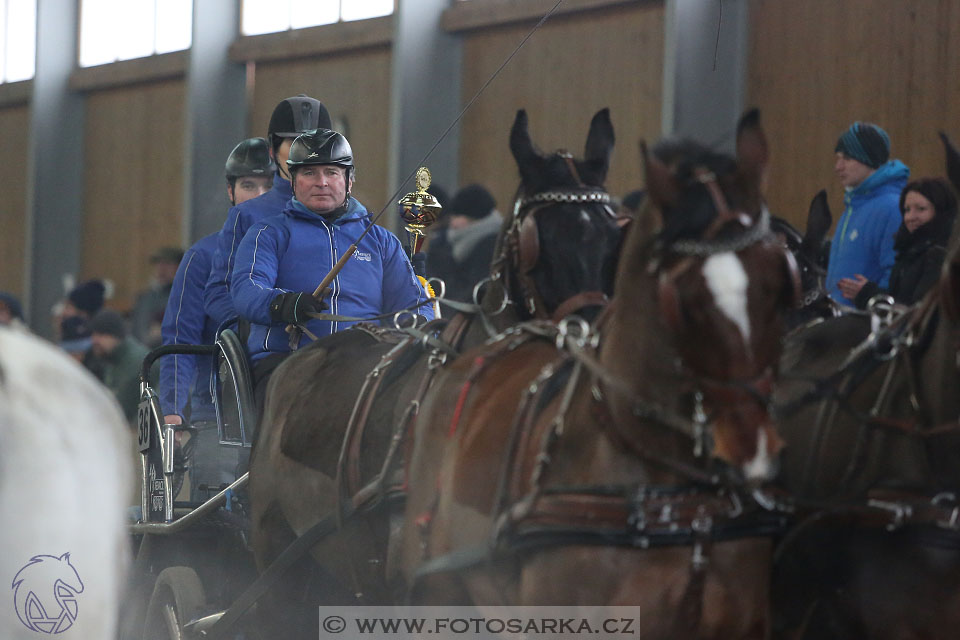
[11,553,84,634]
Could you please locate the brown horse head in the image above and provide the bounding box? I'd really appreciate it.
[613,110,796,484]
[497,109,622,321]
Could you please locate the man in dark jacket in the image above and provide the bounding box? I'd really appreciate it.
[426,184,501,303]
[204,95,332,329]
[230,128,433,405]
[89,310,149,425]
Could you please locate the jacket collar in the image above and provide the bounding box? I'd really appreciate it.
[287,196,367,225]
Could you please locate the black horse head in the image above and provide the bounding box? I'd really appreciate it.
[770,190,832,304]
[499,108,622,321]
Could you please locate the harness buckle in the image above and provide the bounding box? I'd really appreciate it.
[867,498,912,531]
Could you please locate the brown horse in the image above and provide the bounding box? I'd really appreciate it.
[771,134,960,640]
[400,110,799,639]
[245,108,624,637]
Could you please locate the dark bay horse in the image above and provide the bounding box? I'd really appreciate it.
[770,191,838,331]
[771,133,960,640]
[400,111,800,639]
[246,108,623,635]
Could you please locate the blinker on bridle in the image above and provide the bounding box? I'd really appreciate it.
[500,150,616,321]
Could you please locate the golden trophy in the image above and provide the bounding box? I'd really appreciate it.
[398,167,442,255]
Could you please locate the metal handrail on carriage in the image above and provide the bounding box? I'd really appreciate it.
[133,328,255,528]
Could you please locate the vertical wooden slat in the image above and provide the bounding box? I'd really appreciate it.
[457,2,664,208]
[748,0,960,229]
[0,105,29,298]
[83,80,185,311]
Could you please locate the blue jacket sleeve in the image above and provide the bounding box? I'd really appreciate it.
[204,205,243,328]
[159,248,208,419]
[379,230,435,321]
[231,223,289,325]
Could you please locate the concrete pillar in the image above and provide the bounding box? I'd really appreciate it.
[26,0,85,335]
[662,0,749,153]
[183,0,248,243]
[386,0,462,234]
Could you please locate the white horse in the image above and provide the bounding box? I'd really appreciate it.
[0,326,133,638]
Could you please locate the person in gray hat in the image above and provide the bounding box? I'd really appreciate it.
[130,247,184,348]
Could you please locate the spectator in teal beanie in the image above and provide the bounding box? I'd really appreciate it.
[826,122,910,307]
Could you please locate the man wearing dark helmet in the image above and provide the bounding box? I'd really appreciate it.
[204,95,332,330]
[158,138,275,500]
[231,128,433,404]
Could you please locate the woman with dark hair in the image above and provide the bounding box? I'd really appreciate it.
[837,177,957,308]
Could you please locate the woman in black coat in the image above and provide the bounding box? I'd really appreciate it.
[846,177,957,308]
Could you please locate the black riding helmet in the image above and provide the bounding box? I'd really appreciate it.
[267,95,332,154]
[287,128,355,213]
[224,137,276,181]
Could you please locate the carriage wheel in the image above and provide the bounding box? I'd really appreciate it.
[141,567,205,640]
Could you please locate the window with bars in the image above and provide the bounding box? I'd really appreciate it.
[241,0,393,36]
[79,0,192,68]
[0,0,36,83]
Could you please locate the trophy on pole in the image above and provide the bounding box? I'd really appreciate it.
[398,167,442,255]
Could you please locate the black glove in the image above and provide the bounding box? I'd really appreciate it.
[269,292,328,324]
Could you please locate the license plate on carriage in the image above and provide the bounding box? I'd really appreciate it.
[137,399,153,452]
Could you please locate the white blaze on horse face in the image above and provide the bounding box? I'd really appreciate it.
[743,428,773,481]
[702,252,751,348]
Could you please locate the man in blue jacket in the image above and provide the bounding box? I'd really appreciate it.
[159,137,275,500]
[204,95,332,329]
[230,128,433,405]
[826,122,910,307]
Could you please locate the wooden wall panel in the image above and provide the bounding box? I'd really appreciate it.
[0,105,29,298]
[748,0,960,230]
[83,80,185,310]
[458,2,664,209]
[250,46,392,213]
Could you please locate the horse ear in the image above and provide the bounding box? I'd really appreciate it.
[642,140,679,212]
[583,108,615,179]
[802,189,832,253]
[735,108,769,210]
[510,109,538,172]
[940,132,960,195]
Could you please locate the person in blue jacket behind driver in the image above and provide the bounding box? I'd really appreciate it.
[204,95,333,330]
[230,128,434,407]
[159,137,275,501]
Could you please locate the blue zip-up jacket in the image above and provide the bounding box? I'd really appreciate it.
[159,234,219,421]
[826,159,910,307]
[231,196,434,361]
[204,173,291,328]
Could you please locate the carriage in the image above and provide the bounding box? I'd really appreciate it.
[121,110,960,640]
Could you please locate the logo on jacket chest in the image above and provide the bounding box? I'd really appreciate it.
[848,229,859,242]
[354,251,372,262]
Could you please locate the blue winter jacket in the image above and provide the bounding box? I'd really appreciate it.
[159,234,218,422]
[204,173,290,328]
[826,159,910,306]
[231,196,434,361]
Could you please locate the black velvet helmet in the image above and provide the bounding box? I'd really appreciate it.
[224,137,276,180]
[267,95,332,152]
[286,128,354,179]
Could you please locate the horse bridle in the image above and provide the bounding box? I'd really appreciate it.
[496,152,617,322]
[648,169,795,436]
